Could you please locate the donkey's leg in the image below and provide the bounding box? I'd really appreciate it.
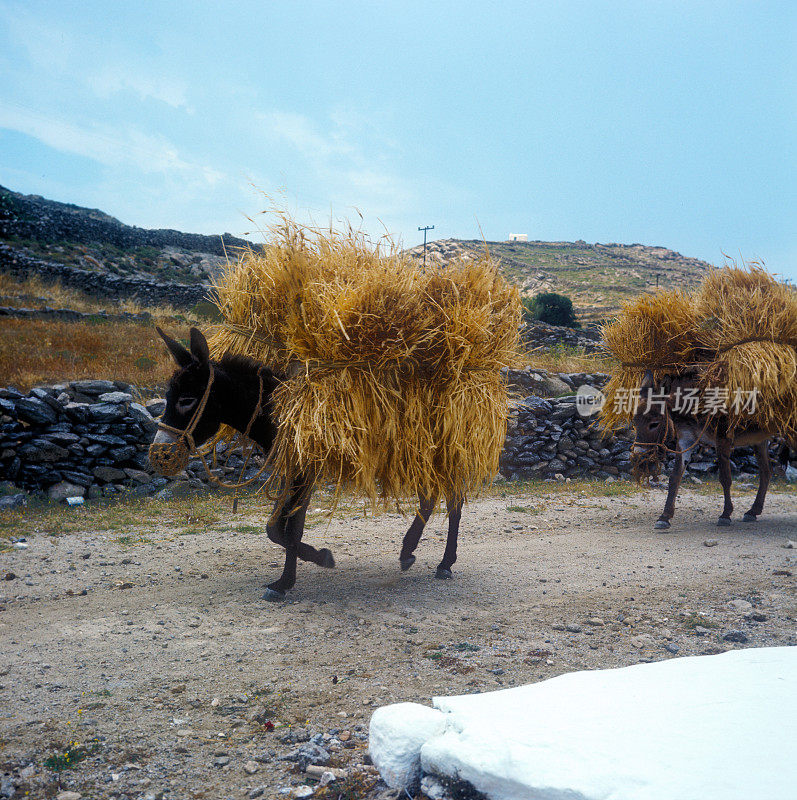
[266,481,333,567]
[716,438,734,526]
[399,492,437,571]
[435,495,463,579]
[263,479,328,601]
[655,453,685,530]
[743,441,771,521]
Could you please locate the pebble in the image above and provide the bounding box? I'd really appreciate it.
[213,756,231,767]
[664,643,680,654]
[630,635,653,649]
[723,630,749,643]
[565,624,582,633]
[249,788,266,799]
[244,760,259,774]
[746,612,767,623]
[694,626,711,636]
[785,540,796,549]
[703,539,718,547]
[727,599,752,613]
[281,742,330,771]
[57,793,82,800]
[294,788,314,799]
[586,618,604,626]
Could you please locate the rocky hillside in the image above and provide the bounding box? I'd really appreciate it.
[1,185,711,323]
[406,238,711,326]
[0,185,255,286]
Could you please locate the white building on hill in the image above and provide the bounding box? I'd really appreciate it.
[508,233,528,242]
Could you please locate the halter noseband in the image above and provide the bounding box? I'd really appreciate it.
[148,366,216,476]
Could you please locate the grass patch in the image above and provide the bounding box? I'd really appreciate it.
[43,739,101,772]
[682,613,719,630]
[234,524,263,534]
[0,273,203,390]
[491,477,637,500]
[117,534,153,546]
[506,504,541,514]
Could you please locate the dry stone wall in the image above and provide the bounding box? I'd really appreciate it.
[0,244,207,309]
[0,373,783,508]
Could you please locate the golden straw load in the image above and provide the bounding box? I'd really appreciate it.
[206,213,523,506]
[600,262,797,437]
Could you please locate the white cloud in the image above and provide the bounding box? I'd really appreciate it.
[257,109,417,220]
[87,70,193,112]
[0,101,223,183]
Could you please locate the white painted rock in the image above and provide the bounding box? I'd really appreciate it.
[369,702,446,788]
[370,648,797,800]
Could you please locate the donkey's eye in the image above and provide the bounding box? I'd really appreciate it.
[177,397,197,414]
[649,420,660,430]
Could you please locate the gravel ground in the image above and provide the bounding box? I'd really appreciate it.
[0,480,795,799]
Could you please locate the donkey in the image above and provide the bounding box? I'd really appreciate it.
[631,370,781,530]
[152,327,464,600]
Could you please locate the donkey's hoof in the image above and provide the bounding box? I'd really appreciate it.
[318,548,336,568]
[742,513,758,522]
[717,517,732,527]
[654,519,671,530]
[435,567,453,580]
[400,556,416,572]
[261,587,286,602]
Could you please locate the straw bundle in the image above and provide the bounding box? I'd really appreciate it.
[600,262,797,438]
[207,213,522,506]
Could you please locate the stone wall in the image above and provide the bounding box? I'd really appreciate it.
[0,375,786,507]
[0,184,252,257]
[0,244,207,309]
[520,320,603,353]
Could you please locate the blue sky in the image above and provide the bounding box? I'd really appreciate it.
[1,1,794,280]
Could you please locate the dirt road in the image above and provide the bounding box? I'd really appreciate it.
[1,480,795,799]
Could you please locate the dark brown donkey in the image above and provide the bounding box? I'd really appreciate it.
[152,327,464,600]
[631,370,783,530]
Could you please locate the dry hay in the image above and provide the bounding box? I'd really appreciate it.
[600,261,797,438]
[206,212,522,506]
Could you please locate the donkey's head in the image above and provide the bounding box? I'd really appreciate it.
[150,327,222,474]
[630,370,671,481]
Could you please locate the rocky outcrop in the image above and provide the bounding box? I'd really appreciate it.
[0,244,207,309]
[0,185,250,257]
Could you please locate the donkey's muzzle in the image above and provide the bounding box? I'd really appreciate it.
[149,439,190,476]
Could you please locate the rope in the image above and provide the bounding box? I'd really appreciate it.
[194,372,273,497]
[632,412,714,458]
[149,368,216,476]
[620,336,796,368]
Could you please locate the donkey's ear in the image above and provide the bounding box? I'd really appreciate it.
[640,369,655,393]
[189,327,210,365]
[157,326,192,368]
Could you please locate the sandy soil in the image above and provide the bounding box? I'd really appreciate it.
[0,482,795,799]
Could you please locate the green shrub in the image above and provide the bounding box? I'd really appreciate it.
[191,300,223,322]
[522,292,580,328]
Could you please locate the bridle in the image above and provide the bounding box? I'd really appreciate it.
[633,400,713,458]
[148,363,272,500]
[156,365,216,454]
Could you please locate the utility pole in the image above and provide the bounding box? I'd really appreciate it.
[418,225,434,268]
